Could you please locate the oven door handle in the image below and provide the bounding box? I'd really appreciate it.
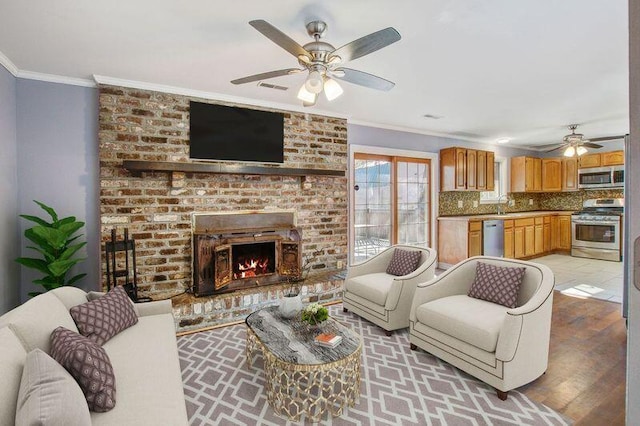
[572,220,619,226]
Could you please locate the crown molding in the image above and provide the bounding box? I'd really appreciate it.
[347,118,489,144]
[0,50,18,76]
[17,70,96,87]
[92,75,349,120]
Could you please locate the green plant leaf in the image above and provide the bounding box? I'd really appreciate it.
[26,245,55,262]
[57,222,84,238]
[19,214,52,227]
[28,291,43,298]
[15,257,50,275]
[31,227,67,250]
[67,273,87,285]
[34,200,58,222]
[48,258,84,277]
[24,228,55,253]
[59,242,87,261]
[57,216,77,227]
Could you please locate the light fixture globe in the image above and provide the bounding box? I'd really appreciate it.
[563,146,576,157]
[323,78,343,101]
[297,85,316,103]
[576,146,588,156]
[304,70,323,94]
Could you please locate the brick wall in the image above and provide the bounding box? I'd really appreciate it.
[98,85,348,301]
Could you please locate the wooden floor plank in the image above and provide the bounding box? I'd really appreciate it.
[520,292,627,424]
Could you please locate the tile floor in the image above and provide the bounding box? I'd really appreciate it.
[533,253,624,303]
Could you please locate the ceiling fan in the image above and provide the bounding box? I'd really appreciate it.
[231,19,401,106]
[544,124,626,157]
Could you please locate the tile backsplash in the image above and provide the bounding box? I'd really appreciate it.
[439,189,623,216]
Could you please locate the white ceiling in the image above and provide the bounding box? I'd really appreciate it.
[0,0,629,148]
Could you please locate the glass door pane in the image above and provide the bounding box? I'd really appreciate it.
[353,156,392,262]
[396,159,430,247]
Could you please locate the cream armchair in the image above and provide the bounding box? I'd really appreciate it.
[343,245,437,335]
[409,256,554,400]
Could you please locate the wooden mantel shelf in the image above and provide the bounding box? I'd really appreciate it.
[122,160,345,177]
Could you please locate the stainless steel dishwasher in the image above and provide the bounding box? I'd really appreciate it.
[483,220,504,257]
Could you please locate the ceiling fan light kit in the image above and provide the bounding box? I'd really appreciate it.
[231,19,401,106]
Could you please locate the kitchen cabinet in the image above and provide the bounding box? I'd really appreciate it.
[543,216,551,252]
[476,150,487,190]
[550,216,559,250]
[534,217,544,254]
[466,149,478,190]
[511,156,542,192]
[562,157,578,191]
[468,221,482,257]
[602,150,624,166]
[440,147,495,191]
[504,220,514,259]
[541,158,562,192]
[558,215,572,250]
[579,153,601,168]
[513,217,535,258]
[486,151,495,191]
[514,226,525,259]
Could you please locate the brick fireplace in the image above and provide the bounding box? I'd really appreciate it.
[98,85,348,330]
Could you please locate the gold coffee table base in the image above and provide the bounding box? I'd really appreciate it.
[246,328,361,422]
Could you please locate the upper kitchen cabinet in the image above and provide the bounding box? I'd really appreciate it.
[541,158,562,192]
[562,157,578,191]
[579,150,624,168]
[440,147,495,191]
[511,156,542,192]
[601,150,624,166]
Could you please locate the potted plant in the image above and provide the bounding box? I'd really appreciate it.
[15,200,87,297]
[301,303,329,326]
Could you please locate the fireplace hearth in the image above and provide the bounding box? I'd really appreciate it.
[192,211,301,297]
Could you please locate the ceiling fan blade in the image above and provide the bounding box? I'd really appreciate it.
[330,27,401,62]
[543,144,567,153]
[249,20,311,59]
[331,68,395,91]
[582,142,603,149]
[588,134,627,142]
[231,68,302,85]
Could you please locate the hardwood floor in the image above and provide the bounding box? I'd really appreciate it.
[520,292,627,425]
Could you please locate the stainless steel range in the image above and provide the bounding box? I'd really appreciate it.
[571,198,623,262]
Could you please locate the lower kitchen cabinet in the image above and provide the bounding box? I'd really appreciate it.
[504,220,514,259]
[534,217,544,254]
[468,221,483,257]
[543,216,551,252]
[558,215,572,250]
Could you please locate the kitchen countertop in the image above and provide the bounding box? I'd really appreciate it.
[438,211,574,221]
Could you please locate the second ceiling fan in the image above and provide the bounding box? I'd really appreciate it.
[231,19,401,106]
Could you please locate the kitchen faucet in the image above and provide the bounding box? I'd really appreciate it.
[497,194,509,215]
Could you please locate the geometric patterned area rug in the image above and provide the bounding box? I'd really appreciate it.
[178,304,571,425]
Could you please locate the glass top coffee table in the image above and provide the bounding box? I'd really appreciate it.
[245,306,362,422]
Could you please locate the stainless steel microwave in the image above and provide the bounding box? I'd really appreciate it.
[578,166,624,189]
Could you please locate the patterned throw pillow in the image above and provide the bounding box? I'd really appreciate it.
[468,262,526,308]
[50,327,116,412]
[70,285,138,345]
[386,248,422,276]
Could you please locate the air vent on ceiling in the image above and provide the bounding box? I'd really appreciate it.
[423,114,443,119]
[258,82,288,91]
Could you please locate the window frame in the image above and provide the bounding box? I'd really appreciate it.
[480,156,509,204]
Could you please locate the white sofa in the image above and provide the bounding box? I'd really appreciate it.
[409,256,554,400]
[343,245,438,335]
[0,286,188,425]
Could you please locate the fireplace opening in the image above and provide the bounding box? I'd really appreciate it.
[232,242,276,279]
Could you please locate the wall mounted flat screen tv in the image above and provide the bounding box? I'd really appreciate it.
[189,101,284,163]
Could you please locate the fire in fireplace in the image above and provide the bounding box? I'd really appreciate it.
[232,242,275,279]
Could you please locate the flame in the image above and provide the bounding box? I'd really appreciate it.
[234,257,270,279]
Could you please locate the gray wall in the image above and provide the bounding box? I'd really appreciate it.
[0,66,20,314]
[15,79,100,301]
[348,124,541,157]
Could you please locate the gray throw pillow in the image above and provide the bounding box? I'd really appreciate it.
[50,327,116,412]
[468,262,526,308]
[70,285,138,346]
[16,348,91,426]
[386,248,422,276]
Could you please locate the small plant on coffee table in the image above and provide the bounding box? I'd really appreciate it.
[301,303,329,325]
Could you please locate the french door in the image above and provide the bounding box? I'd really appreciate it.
[353,153,431,263]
